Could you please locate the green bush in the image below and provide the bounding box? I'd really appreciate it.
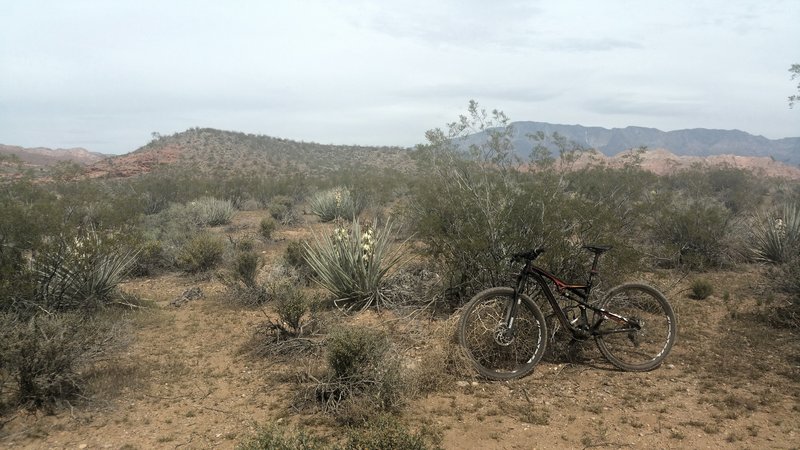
[690,279,715,300]
[190,197,235,226]
[651,197,737,270]
[304,219,406,310]
[259,217,277,240]
[327,326,390,380]
[177,233,226,273]
[274,283,308,334]
[238,425,327,450]
[309,187,364,222]
[408,102,635,302]
[239,418,442,450]
[750,201,800,263]
[768,256,800,329]
[268,195,297,225]
[233,251,262,287]
[1,313,125,410]
[342,415,443,450]
[316,326,404,419]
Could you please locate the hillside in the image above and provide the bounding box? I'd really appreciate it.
[471,121,800,165]
[85,128,414,178]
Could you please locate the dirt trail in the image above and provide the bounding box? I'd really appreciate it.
[1,263,798,449]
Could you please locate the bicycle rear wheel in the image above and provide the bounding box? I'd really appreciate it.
[458,287,547,380]
[595,283,676,371]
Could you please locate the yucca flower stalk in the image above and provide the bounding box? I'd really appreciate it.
[303,218,406,311]
[309,187,363,222]
[751,202,800,263]
[34,228,139,311]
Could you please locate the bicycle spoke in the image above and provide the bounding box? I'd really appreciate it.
[458,288,547,380]
[595,284,676,371]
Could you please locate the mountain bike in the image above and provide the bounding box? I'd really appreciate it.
[457,246,676,380]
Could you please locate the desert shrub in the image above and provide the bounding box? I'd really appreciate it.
[243,282,320,358]
[239,424,327,450]
[651,196,737,270]
[138,202,200,268]
[233,251,263,287]
[313,326,404,420]
[177,233,226,273]
[750,201,800,263]
[285,240,310,270]
[1,312,126,410]
[221,251,269,306]
[408,102,635,303]
[771,257,800,329]
[259,217,277,240]
[342,415,443,450]
[309,187,364,222]
[274,283,309,334]
[304,219,407,310]
[190,196,235,226]
[31,229,138,312]
[268,195,298,225]
[239,418,442,450]
[690,279,715,299]
[327,326,390,380]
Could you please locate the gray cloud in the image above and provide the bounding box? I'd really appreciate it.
[1,0,798,154]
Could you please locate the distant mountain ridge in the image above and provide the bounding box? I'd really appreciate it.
[501,122,800,165]
[0,144,108,166]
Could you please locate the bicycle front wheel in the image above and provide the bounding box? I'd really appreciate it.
[595,283,676,371]
[458,287,548,380]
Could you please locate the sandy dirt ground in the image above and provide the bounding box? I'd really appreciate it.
[1,213,798,449]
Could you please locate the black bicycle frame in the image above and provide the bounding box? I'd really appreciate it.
[505,258,641,338]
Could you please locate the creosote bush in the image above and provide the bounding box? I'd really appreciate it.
[409,101,637,303]
[651,197,737,270]
[690,279,715,300]
[239,417,443,450]
[259,217,277,240]
[313,326,404,421]
[1,312,127,410]
[178,233,226,273]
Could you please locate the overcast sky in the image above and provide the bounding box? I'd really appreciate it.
[1,0,798,154]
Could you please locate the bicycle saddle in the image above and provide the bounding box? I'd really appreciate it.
[582,245,612,254]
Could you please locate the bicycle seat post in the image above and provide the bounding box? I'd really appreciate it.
[582,245,611,286]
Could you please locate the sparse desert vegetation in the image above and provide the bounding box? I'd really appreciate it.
[1,105,799,449]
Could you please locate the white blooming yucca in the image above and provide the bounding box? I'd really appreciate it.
[303,219,405,310]
[751,202,800,263]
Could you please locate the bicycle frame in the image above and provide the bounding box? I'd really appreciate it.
[505,256,641,339]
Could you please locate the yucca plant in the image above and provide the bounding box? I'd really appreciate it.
[33,230,138,311]
[303,219,405,310]
[751,202,800,263]
[190,197,235,226]
[309,187,363,222]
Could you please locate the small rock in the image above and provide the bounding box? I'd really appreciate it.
[667,364,675,369]
[456,381,469,387]
[78,445,88,449]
